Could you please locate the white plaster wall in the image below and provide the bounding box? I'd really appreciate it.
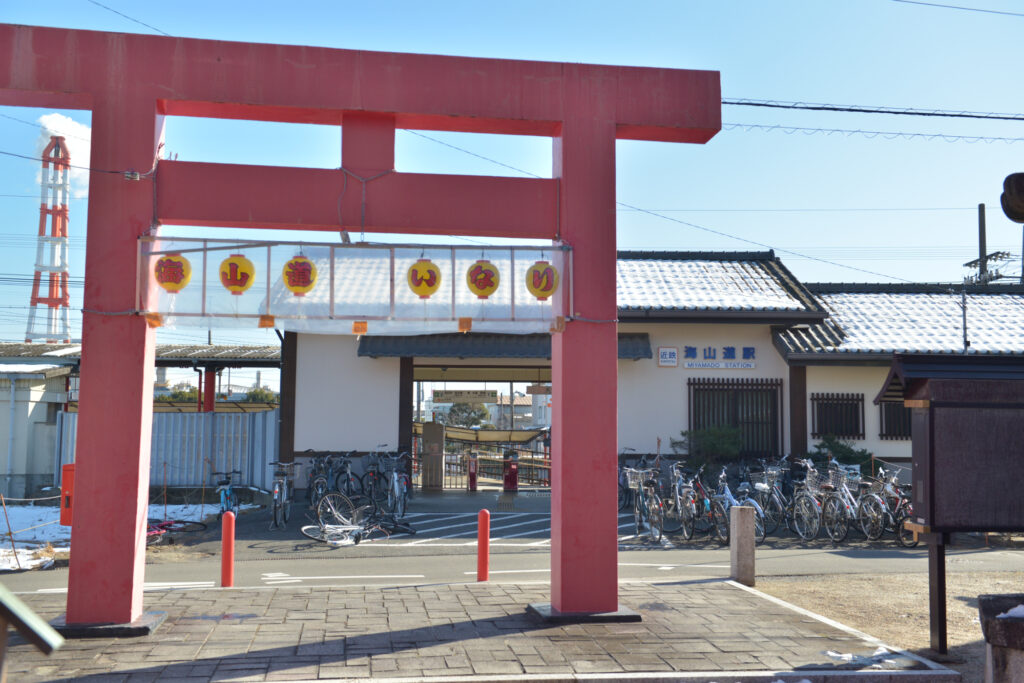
[295,334,400,451]
[618,323,791,455]
[806,365,910,463]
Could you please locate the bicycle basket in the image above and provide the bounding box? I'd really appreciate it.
[803,470,830,495]
[624,469,643,488]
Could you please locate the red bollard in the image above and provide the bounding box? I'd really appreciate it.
[221,511,235,587]
[477,509,490,582]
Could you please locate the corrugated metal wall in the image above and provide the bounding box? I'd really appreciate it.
[56,410,279,492]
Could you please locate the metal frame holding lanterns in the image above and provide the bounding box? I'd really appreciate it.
[141,237,570,335]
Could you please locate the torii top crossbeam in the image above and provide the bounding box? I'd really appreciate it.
[1,23,719,625]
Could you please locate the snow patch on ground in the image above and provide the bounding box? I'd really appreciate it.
[0,503,251,571]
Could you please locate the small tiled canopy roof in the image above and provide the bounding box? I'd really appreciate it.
[357,333,652,360]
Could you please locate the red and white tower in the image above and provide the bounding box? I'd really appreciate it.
[26,135,72,343]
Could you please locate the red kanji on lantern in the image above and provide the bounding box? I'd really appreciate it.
[220,254,256,295]
[154,254,191,293]
[408,258,442,299]
[526,260,559,301]
[466,259,499,299]
[283,255,317,296]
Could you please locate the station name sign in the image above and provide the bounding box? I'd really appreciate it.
[432,390,498,403]
[660,344,758,370]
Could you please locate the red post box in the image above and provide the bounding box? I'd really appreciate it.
[503,451,518,492]
[467,454,478,491]
[60,463,74,526]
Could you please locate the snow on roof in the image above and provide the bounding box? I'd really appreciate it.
[778,286,1024,356]
[616,254,813,312]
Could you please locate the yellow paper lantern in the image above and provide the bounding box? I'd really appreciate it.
[153,254,191,294]
[408,258,442,299]
[466,259,500,299]
[526,260,559,301]
[220,254,256,295]
[282,255,317,296]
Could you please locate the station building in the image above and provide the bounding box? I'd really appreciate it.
[284,250,1024,470]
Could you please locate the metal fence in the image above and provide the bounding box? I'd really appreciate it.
[55,409,279,492]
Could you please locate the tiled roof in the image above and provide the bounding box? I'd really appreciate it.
[775,283,1024,358]
[358,333,652,360]
[0,343,281,366]
[616,251,826,321]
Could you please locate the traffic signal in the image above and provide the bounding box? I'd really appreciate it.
[1002,173,1024,223]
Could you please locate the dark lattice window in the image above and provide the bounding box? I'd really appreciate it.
[811,393,864,439]
[879,402,912,440]
[688,378,783,458]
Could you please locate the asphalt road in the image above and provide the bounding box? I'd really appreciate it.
[3,498,1022,594]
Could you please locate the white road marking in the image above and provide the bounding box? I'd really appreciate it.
[462,568,550,575]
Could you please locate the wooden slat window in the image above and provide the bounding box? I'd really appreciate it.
[879,402,912,440]
[687,378,783,458]
[811,392,864,440]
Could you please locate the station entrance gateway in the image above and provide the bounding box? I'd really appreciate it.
[0,24,720,625]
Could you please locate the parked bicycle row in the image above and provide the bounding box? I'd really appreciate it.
[619,450,917,548]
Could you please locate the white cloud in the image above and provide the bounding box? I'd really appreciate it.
[35,113,91,200]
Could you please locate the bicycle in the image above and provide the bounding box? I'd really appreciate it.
[146,518,207,546]
[360,444,390,508]
[873,467,918,547]
[708,466,767,545]
[745,455,792,536]
[791,458,824,541]
[330,451,363,498]
[303,490,416,545]
[617,447,638,512]
[380,452,412,519]
[303,450,331,506]
[268,460,295,530]
[624,464,663,542]
[819,462,886,543]
[212,469,242,520]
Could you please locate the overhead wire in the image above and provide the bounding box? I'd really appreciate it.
[890,0,1024,18]
[723,99,1024,121]
[722,122,1024,144]
[84,0,171,36]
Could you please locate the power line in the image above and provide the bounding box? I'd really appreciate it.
[617,206,977,213]
[891,0,1024,18]
[0,149,119,174]
[405,130,916,282]
[84,0,171,36]
[723,99,1024,121]
[723,122,1024,144]
[0,113,93,143]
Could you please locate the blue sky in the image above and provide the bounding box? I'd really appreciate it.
[2,0,1024,391]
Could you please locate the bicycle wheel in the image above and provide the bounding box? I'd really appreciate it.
[300,524,352,545]
[282,483,291,524]
[660,490,683,535]
[317,492,356,526]
[394,480,408,519]
[711,500,730,545]
[310,476,329,506]
[617,481,630,512]
[761,494,784,536]
[693,490,713,533]
[646,492,664,543]
[348,473,365,497]
[162,520,207,533]
[753,505,767,545]
[896,511,919,547]
[858,494,886,541]
[633,490,643,536]
[792,493,820,541]
[821,494,849,543]
[675,486,695,541]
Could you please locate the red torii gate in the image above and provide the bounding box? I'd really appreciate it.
[0,24,719,626]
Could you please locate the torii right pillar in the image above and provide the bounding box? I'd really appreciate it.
[547,65,720,617]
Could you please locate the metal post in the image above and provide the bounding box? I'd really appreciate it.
[928,532,947,654]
